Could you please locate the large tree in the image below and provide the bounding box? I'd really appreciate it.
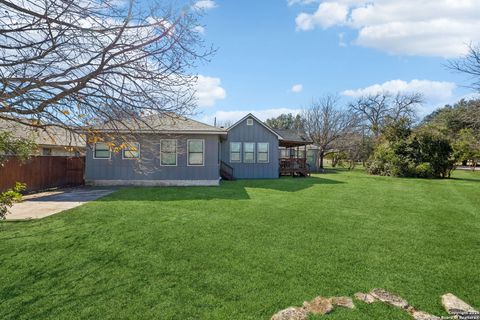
[265,113,303,130]
[449,44,480,92]
[302,95,358,169]
[0,0,209,133]
[348,92,423,137]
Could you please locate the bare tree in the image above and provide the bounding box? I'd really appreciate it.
[348,92,423,137]
[0,0,210,136]
[449,44,480,92]
[302,95,358,170]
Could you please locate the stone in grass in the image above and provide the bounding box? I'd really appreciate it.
[409,309,441,320]
[331,296,355,309]
[303,296,334,315]
[441,293,478,316]
[270,307,308,320]
[370,288,409,309]
[354,292,377,304]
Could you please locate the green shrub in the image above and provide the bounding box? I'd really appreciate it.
[0,182,26,219]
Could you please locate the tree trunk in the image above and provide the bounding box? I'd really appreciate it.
[319,151,325,169]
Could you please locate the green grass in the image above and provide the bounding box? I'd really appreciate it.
[1,169,479,319]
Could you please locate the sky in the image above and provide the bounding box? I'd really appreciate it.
[190,0,480,125]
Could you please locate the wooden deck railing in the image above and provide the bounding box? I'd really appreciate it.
[279,157,310,177]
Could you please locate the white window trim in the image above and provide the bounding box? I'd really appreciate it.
[229,142,242,163]
[187,139,205,166]
[122,142,141,160]
[160,139,178,166]
[257,142,269,163]
[243,142,255,163]
[93,142,111,160]
[246,118,253,126]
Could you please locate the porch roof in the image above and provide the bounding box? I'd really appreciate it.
[273,128,312,148]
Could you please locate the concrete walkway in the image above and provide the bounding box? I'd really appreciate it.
[6,187,116,220]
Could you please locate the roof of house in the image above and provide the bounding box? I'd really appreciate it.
[0,119,85,148]
[227,113,282,138]
[90,113,227,135]
[272,128,312,144]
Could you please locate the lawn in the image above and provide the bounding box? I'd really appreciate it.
[1,169,479,319]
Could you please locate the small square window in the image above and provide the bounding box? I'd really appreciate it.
[94,142,110,159]
[122,142,140,159]
[246,118,253,126]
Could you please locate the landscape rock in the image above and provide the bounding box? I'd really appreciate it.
[331,296,355,309]
[441,293,478,316]
[354,292,377,304]
[271,307,308,320]
[370,288,409,309]
[407,307,441,320]
[302,296,333,315]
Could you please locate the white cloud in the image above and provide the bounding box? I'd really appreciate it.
[291,84,303,93]
[294,0,480,57]
[343,79,456,101]
[193,25,205,34]
[342,79,457,116]
[193,0,217,10]
[200,108,301,125]
[195,75,226,107]
[296,2,348,30]
[288,0,319,6]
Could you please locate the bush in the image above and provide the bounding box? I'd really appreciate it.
[0,182,26,219]
[366,119,454,178]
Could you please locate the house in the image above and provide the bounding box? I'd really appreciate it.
[84,114,227,186]
[84,113,312,186]
[220,114,311,179]
[0,119,85,156]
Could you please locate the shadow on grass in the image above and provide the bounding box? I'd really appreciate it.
[99,176,343,202]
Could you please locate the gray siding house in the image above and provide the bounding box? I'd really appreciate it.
[85,114,227,186]
[84,113,312,186]
[220,114,280,179]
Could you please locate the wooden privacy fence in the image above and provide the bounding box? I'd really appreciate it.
[0,156,85,193]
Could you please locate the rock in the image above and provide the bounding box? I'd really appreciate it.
[302,296,334,315]
[370,288,409,309]
[354,292,377,304]
[406,307,440,320]
[331,296,355,309]
[441,293,478,316]
[271,307,308,320]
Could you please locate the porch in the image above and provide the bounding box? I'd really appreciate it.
[276,128,312,177]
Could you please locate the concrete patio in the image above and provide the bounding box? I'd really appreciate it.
[6,187,116,220]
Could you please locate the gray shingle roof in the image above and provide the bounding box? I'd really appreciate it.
[91,114,227,134]
[0,119,85,148]
[273,128,312,144]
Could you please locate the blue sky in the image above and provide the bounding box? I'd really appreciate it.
[190,0,480,125]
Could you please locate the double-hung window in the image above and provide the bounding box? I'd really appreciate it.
[160,139,177,166]
[257,143,269,163]
[94,142,110,159]
[122,142,140,159]
[188,139,204,166]
[230,142,241,162]
[243,142,255,163]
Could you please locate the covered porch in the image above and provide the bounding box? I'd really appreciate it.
[275,129,312,177]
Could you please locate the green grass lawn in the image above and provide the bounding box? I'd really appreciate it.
[1,169,479,319]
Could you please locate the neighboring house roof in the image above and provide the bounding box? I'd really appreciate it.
[0,119,85,148]
[90,113,227,135]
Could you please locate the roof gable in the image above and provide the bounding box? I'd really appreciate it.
[228,113,282,138]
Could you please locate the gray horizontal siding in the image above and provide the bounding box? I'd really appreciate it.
[221,116,279,179]
[85,134,220,182]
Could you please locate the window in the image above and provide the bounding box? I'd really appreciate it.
[246,118,253,126]
[230,142,241,162]
[307,150,315,165]
[94,142,110,159]
[42,148,52,156]
[122,142,140,159]
[160,139,177,166]
[243,142,255,163]
[257,143,269,163]
[188,139,204,166]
